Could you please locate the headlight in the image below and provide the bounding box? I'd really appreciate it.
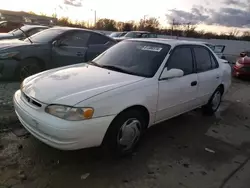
[0,51,19,59]
[45,105,94,121]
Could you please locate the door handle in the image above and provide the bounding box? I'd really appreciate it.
[216,76,220,79]
[191,81,197,86]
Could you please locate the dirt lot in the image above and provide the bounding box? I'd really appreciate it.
[1,78,250,188]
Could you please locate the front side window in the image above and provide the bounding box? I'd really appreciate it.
[92,40,171,77]
[166,47,193,75]
[60,31,90,47]
[193,47,213,72]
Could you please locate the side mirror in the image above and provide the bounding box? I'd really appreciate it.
[160,68,184,80]
[52,40,60,47]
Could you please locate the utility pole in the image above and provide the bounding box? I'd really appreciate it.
[91,9,96,28]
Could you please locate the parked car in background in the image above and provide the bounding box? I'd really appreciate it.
[14,38,231,156]
[109,31,127,38]
[0,27,117,81]
[233,53,250,78]
[0,25,49,40]
[0,21,23,33]
[114,31,157,42]
[194,41,227,60]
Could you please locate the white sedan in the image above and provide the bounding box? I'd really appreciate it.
[13,38,232,156]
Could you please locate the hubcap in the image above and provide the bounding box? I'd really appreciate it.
[117,118,142,151]
[212,91,221,111]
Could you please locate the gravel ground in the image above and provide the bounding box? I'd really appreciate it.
[0,78,250,188]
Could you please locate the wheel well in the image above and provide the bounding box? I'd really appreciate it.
[218,84,224,94]
[117,105,150,127]
[24,57,46,70]
[101,105,150,146]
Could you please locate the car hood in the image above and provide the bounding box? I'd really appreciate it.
[0,33,16,40]
[22,63,145,105]
[0,39,30,50]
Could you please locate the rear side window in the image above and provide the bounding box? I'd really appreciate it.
[88,33,109,45]
[61,31,90,47]
[193,47,213,72]
[166,47,193,75]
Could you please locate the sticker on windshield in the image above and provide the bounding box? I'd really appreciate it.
[137,45,162,52]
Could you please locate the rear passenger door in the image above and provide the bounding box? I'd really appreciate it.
[193,46,221,104]
[86,33,116,61]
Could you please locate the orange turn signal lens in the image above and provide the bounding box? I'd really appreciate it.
[83,108,94,119]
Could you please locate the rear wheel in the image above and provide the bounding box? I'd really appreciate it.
[103,110,146,157]
[15,58,42,81]
[202,87,223,115]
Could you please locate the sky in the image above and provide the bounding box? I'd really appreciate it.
[1,0,250,33]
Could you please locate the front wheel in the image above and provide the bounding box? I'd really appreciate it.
[15,58,42,81]
[202,88,223,115]
[103,110,146,156]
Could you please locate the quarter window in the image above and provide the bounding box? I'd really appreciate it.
[166,47,193,75]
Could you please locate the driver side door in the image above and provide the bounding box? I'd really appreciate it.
[51,30,90,68]
[156,46,199,123]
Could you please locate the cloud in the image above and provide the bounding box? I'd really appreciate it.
[222,0,246,7]
[63,0,82,7]
[166,4,250,28]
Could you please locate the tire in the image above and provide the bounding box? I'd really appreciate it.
[15,58,42,81]
[202,87,223,115]
[103,109,146,157]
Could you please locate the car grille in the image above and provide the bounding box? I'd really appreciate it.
[22,92,42,107]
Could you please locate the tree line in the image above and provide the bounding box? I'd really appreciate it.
[32,11,250,41]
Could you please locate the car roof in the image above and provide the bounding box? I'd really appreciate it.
[128,38,209,47]
[51,26,110,35]
[127,31,150,33]
[22,24,49,29]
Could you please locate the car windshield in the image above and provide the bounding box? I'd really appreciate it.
[110,32,122,37]
[9,25,31,37]
[124,32,136,37]
[24,28,65,43]
[91,40,171,77]
[120,32,127,36]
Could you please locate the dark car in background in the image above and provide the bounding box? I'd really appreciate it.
[0,25,49,40]
[0,27,117,81]
[109,31,127,38]
[114,31,157,42]
[0,21,23,33]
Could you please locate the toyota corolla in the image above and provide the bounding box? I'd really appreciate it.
[13,38,232,156]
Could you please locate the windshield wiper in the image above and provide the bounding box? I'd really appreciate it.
[87,61,102,67]
[18,28,33,43]
[101,65,135,75]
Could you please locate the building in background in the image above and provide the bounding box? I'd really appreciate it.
[0,9,57,26]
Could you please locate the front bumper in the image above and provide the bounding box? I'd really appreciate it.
[13,90,115,150]
[0,59,19,81]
